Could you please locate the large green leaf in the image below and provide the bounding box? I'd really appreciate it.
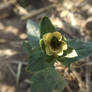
[27,49,54,73]
[58,39,92,67]
[68,39,92,58]
[31,68,67,92]
[23,40,32,56]
[40,16,56,38]
[27,20,40,49]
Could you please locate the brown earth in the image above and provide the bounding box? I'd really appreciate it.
[0,0,92,92]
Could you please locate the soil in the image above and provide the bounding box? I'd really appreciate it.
[0,0,92,92]
[0,16,30,92]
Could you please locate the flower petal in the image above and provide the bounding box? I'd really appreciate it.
[53,32,62,41]
[57,50,63,56]
[43,33,53,45]
[45,46,53,56]
[42,32,68,57]
[62,41,67,50]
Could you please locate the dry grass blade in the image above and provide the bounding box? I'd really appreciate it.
[16,62,22,85]
[7,64,17,78]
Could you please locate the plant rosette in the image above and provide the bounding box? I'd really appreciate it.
[23,16,92,92]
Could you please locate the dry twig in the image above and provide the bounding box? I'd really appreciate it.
[66,85,74,92]
[21,4,57,20]
[72,69,86,92]
[0,0,16,11]
[0,0,17,19]
[86,58,91,92]
[7,64,16,78]
[14,4,29,15]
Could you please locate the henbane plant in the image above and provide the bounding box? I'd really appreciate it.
[23,16,92,92]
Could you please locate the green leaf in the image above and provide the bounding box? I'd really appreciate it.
[27,19,40,49]
[27,50,54,73]
[31,68,67,92]
[68,39,92,58]
[23,40,32,56]
[58,39,92,67]
[40,39,46,53]
[40,16,56,38]
[63,47,78,58]
[63,47,74,56]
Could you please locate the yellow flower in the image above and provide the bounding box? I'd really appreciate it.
[42,32,67,56]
